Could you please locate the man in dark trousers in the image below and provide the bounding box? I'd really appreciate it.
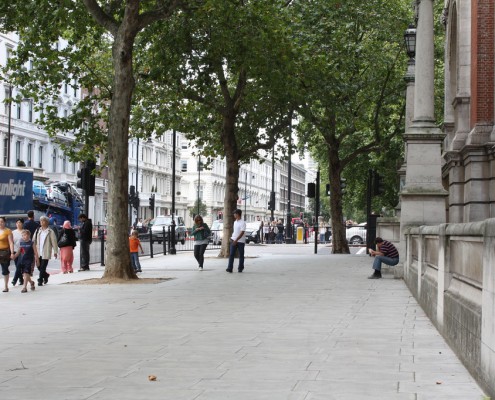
[368,237,399,279]
[78,214,92,271]
[23,210,39,238]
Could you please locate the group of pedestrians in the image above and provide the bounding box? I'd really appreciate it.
[0,211,93,294]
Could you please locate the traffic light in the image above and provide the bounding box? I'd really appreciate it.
[85,160,96,196]
[373,172,385,196]
[149,194,155,210]
[307,182,316,198]
[268,191,275,210]
[76,165,87,190]
[132,195,140,209]
[76,160,96,196]
[326,183,331,196]
[340,178,347,194]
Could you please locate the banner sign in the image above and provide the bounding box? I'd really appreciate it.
[0,167,33,215]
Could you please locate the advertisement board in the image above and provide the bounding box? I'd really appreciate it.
[0,167,33,215]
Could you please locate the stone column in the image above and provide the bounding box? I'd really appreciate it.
[401,0,448,234]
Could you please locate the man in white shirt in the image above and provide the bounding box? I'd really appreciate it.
[226,209,246,273]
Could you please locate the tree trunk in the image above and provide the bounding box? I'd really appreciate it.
[328,146,349,254]
[219,113,239,258]
[102,29,138,279]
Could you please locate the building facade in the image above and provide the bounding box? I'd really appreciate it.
[180,140,309,227]
[0,33,106,224]
[442,0,495,223]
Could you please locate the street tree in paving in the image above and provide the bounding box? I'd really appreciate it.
[0,0,184,279]
[290,0,410,253]
[132,0,298,256]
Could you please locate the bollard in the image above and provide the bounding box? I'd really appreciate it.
[296,226,304,243]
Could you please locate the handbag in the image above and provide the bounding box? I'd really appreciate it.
[58,230,69,248]
[0,249,11,263]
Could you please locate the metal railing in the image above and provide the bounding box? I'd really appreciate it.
[88,225,222,266]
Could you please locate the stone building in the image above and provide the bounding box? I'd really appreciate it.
[443,0,495,222]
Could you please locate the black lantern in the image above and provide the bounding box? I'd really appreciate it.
[404,24,417,59]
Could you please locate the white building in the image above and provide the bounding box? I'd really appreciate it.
[0,33,106,224]
[180,140,309,227]
[127,131,188,224]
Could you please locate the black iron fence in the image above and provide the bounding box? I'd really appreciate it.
[88,225,222,266]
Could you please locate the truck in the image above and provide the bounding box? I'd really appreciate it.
[0,166,83,229]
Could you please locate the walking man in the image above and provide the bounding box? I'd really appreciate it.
[226,209,246,273]
[33,216,58,286]
[368,237,399,279]
[78,214,92,271]
[23,210,39,238]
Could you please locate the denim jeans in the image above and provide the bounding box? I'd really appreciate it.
[227,241,245,271]
[373,256,399,271]
[131,252,141,271]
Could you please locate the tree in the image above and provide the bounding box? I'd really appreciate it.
[132,0,298,256]
[188,199,208,220]
[0,0,184,279]
[290,0,410,253]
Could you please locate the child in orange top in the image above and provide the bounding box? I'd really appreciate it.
[129,230,144,272]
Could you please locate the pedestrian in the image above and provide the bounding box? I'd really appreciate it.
[12,218,25,286]
[129,230,144,272]
[319,221,326,244]
[226,209,246,273]
[263,221,270,244]
[58,220,77,274]
[15,230,36,293]
[33,216,58,286]
[191,215,210,270]
[368,237,399,279]
[0,216,15,293]
[23,210,39,238]
[78,213,92,271]
[276,220,284,243]
[23,210,39,275]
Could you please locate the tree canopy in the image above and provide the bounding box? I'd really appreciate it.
[289,0,411,252]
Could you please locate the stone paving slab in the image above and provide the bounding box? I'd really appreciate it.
[0,244,487,399]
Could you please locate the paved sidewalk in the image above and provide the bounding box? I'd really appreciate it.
[0,245,486,400]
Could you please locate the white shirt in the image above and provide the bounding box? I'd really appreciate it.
[231,219,247,243]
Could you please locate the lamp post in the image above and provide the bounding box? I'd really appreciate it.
[135,137,139,224]
[197,147,201,217]
[6,85,12,167]
[244,170,247,219]
[285,117,293,243]
[170,129,177,255]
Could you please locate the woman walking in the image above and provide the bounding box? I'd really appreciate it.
[0,216,15,292]
[12,218,25,286]
[191,215,210,270]
[58,221,77,274]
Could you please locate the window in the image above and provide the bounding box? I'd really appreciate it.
[64,82,68,94]
[52,149,57,172]
[39,102,44,118]
[73,79,78,97]
[3,138,8,166]
[16,102,21,119]
[62,154,67,172]
[27,143,32,167]
[4,87,11,114]
[181,160,187,172]
[38,146,43,168]
[15,141,21,165]
[28,100,33,122]
[63,109,68,118]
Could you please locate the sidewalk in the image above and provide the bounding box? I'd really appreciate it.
[0,245,486,400]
